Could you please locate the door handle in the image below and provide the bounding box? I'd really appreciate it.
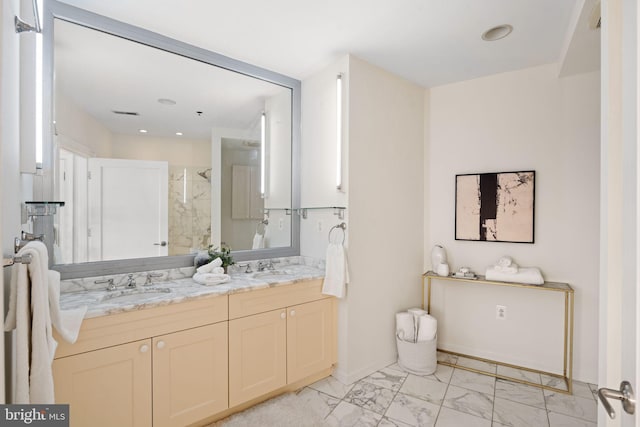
[598,381,636,419]
[154,241,168,246]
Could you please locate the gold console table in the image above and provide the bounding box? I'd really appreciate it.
[422,271,574,395]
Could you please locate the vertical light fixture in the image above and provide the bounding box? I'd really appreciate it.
[182,168,187,204]
[260,112,266,198]
[35,0,43,167]
[336,74,343,190]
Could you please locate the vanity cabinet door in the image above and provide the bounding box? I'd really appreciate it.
[152,322,228,427]
[53,339,152,427]
[287,298,335,384]
[228,309,287,406]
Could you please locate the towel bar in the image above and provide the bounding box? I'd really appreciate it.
[3,254,33,268]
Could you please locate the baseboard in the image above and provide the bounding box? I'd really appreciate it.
[331,355,398,385]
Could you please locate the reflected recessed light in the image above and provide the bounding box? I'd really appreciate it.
[158,98,176,105]
[176,132,183,136]
[482,24,513,41]
[139,129,148,133]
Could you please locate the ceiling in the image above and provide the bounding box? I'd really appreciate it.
[55,20,287,139]
[57,0,599,88]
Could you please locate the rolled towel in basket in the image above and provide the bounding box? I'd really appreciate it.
[417,314,437,342]
[396,312,415,342]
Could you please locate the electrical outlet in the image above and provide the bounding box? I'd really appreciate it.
[278,218,284,230]
[317,220,323,232]
[496,305,507,320]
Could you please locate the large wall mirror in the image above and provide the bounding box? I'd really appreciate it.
[43,2,300,278]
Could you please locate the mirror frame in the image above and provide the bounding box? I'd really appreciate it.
[42,1,301,279]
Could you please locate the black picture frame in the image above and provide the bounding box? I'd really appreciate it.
[455,171,535,243]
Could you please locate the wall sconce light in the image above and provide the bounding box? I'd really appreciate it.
[260,112,266,197]
[17,0,44,171]
[336,74,343,191]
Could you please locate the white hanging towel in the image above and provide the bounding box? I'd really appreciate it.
[4,241,87,403]
[322,242,349,298]
[252,232,265,249]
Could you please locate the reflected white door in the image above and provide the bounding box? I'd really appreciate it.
[598,1,638,425]
[88,158,168,261]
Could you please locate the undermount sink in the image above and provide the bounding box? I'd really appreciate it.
[100,287,172,303]
[251,270,293,279]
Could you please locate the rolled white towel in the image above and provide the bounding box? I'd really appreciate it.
[417,314,437,342]
[491,261,519,274]
[197,257,222,274]
[497,256,513,268]
[193,272,231,286]
[485,266,544,285]
[396,312,415,343]
[407,308,428,317]
[211,267,225,274]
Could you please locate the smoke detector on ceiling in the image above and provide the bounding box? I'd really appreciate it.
[589,2,601,30]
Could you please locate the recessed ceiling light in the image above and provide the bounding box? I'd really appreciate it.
[139,129,148,133]
[481,24,513,41]
[158,98,176,105]
[176,132,183,136]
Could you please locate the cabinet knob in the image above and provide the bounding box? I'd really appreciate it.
[140,344,149,353]
[156,340,166,349]
[290,310,296,317]
[280,312,286,319]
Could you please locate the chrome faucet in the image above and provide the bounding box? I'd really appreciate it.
[145,272,163,285]
[95,278,117,291]
[257,260,278,271]
[126,274,137,288]
[238,263,253,273]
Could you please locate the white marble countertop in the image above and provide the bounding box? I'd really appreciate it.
[60,264,325,319]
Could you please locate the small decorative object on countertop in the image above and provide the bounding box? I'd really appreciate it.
[454,266,477,279]
[431,245,450,277]
[206,244,235,273]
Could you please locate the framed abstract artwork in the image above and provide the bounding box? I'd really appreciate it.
[455,171,535,243]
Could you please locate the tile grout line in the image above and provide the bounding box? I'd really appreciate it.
[376,367,409,426]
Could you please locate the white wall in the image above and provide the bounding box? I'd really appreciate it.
[427,64,600,382]
[55,91,112,158]
[1,0,37,402]
[301,55,425,383]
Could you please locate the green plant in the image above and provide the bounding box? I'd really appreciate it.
[207,244,235,269]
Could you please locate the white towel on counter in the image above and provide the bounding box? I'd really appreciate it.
[193,272,231,286]
[417,314,437,342]
[491,256,519,273]
[4,241,87,403]
[396,312,416,342]
[485,266,544,285]
[196,257,222,274]
[322,242,349,298]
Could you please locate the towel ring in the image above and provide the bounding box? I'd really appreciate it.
[328,222,346,244]
[255,220,268,236]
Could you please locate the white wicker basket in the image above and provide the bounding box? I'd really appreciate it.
[396,334,437,375]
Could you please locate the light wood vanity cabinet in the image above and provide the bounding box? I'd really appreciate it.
[53,339,153,427]
[152,322,228,427]
[228,280,335,407]
[229,309,287,406]
[53,279,335,426]
[53,296,229,427]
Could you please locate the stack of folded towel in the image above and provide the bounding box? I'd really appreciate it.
[192,257,231,286]
[485,256,544,285]
[396,308,437,343]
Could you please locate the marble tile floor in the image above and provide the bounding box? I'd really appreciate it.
[251,353,599,427]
